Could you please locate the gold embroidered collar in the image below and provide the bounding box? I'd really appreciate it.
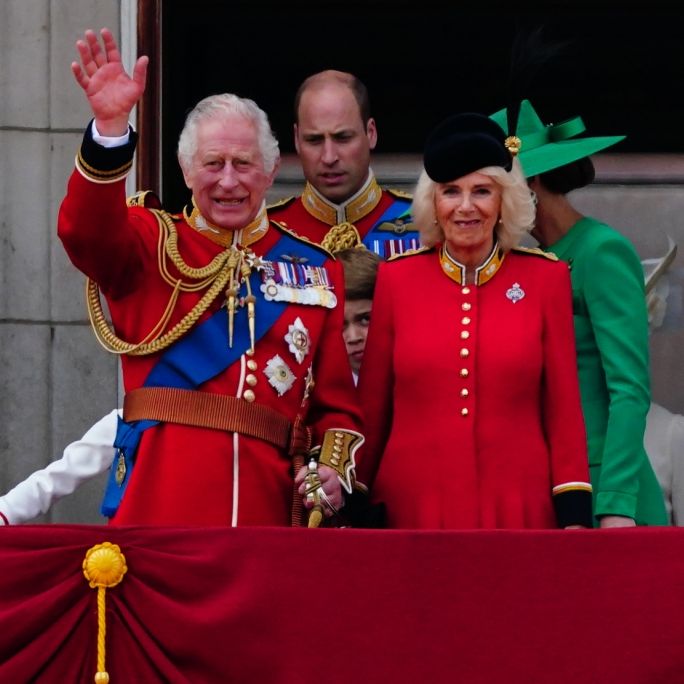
[301,172,382,226]
[439,242,506,286]
[183,197,269,249]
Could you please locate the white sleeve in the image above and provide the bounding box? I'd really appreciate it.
[91,120,132,148]
[0,410,120,525]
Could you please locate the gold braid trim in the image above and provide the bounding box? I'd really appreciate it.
[162,209,233,279]
[86,209,233,356]
[77,152,133,182]
[315,429,364,494]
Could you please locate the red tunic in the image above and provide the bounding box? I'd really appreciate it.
[268,178,418,258]
[357,247,591,529]
[58,170,361,526]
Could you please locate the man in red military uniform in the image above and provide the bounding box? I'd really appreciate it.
[268,70,419,259]
[56,28,363,526]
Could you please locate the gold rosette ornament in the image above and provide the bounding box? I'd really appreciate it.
[504,135,522,156]
[83,542,128,684]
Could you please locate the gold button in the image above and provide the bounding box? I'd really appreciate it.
[246,374,257,387]
[460,348,469,358]
[461,408,469,417]
[335,432,344,438]
[461,388,469,398]
[460,368,469,378]
[330,457,340,466]
[462,317,471,325]
[462,302,472,311]
[333,445,342,453]
[243,389,256,402]
[247,360,258,371]
[461,331,470,340]
[462,286,471,295]
[246,349,255,357]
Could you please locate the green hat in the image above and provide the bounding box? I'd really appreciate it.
[490,100,625,178]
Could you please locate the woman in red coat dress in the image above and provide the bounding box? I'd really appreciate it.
[357,114,593,529]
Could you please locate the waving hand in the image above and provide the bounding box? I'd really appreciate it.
[71,28,148,136]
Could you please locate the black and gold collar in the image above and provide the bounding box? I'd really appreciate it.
[439,242,506,286]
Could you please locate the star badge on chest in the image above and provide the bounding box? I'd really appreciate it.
[285,317,310,364]
[264,354,297,396]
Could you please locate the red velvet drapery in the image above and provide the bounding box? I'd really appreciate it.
[1,526,682,683]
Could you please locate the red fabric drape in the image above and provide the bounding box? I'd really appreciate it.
[1,526,683,683]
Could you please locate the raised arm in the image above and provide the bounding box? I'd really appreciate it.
[71,27,148,136]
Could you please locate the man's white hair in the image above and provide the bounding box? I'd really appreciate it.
[177,93,279,174]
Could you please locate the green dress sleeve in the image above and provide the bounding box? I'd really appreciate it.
[582,233,650,518]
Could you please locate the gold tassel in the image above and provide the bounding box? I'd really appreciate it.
[245,294,256,354]
[82,542,128,683]
[225,249,241,347]
[308,505,324,529]
[239,256,256,354]
[226,286,237,347]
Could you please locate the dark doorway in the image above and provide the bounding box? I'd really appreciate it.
[139,1,684,209]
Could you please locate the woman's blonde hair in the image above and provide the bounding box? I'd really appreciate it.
[412,157,535,252]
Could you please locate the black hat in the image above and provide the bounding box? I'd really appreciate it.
[423,113,513,183]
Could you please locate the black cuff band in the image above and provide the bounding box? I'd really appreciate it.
[553,489,594,528]
[77,120,138,182]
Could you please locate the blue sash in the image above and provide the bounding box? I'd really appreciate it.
[101,229,330,516]
[363,197,419,259]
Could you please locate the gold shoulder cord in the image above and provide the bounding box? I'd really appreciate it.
[320,222,362,253]
[86,209,232,356]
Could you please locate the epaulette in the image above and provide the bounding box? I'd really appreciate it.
[266,196,296,211]
[387,188,413,201]
[126,190,162,209]
[387,246,432,262]
[270,220,335,259]
[511,245,559,261]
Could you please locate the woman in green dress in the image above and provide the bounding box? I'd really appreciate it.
[491,100,668,527]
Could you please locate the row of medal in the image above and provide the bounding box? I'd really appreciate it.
[257,259,337,309]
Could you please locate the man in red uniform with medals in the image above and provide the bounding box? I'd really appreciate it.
[56,28,363,526]
[268,70,419,259]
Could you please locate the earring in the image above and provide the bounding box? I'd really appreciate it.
[530,190,538,206]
